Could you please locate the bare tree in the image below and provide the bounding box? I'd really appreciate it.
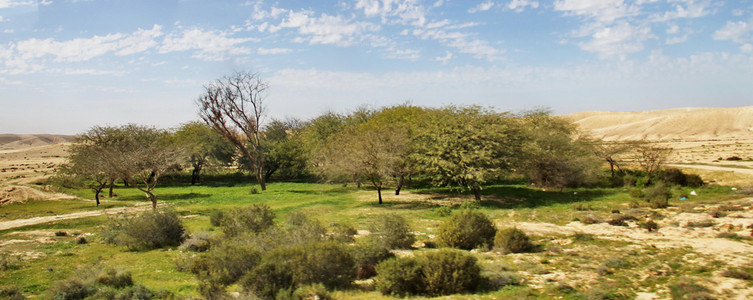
[591,141,633,178]
[634,142,672,182]
[197,72,269,191]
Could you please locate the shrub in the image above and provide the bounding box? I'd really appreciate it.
[604,257,631,269]
[572,203,593,211]
[191,238,262,286]
[580,216,602,224]
[643,182,672,209]
[375,249,482,297]
[608,215,638,227]
[241,241,355,299]
[669,277,714,300]
[113,284,154,299]
[685,220,715,228]
[220,204,275,237]
[629,189,644,198]
[434,206,453,217]
[96,269,133,289]
[55,231,68,237]
[75,236,87,244]
[51,278,96,300]
[480,271,521,291]
[640,220,659,232]
[352,239,394,279]
[0,254,21,271]
[494,228,533,254]
[421,249,482,296]
[0,286,25,300]
[328,223,357,243]
[369,214,415,249]
[179,233,211,252]
[437,209,496,250]
[209,210,224,227]
[104,209,185,251]
[291,283,332,300]
[284,212,327,245]
[720,268,752,280]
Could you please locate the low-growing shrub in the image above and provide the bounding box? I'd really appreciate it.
[209,210,224,227]
[375,249,482,297]
[190,238,262,286]
[287,283,332,300]
[437,209,496,250]
[96,269,133,289]
[580,216,602,224]
[434,206,453,217]
[75,236,87,244]
[328,223,357,243]
[572,233,594,241]
[50,268,158,300]
[608,215,638,227]
[220,204,275,237]
[0,254,21,271]
[572,203,593,211]
[0,285,25,300]
[55,231,68,237]
[604,257,631,269]
[720,268,752,280]
[641,220,659,232]
[494,228,533,254]
[480,271,521,291]
[685,220,715,228]
[284,212,327,245]
[179,232,212,252]
[369,214,415,249]
[352,239,394,279]
[241,241,355,299]
[51,278,96,300]
[669,276,715,300]
[643,182,672,209]
[103,209,185,251]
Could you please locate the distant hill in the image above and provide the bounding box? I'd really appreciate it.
[0,134,75,150]
[561,106,753,141]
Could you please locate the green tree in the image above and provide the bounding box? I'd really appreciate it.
[518,109,601,189]
[411,106,519,201]
[197,71,269,191]
[174,121,235,185]
[262,118,309,181]
[62,136,118,206]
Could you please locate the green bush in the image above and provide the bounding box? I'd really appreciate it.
[179,232,212,252]
[352,239,394,279]
[284,212,327,245]
[209,210,224,227]
[190,238,262,286]
[369,214,415,249]
[437,209,496,250]
[220,204,275,237]
[669,276,714,300]
[643,182,672,209]
[480,271,521,291]
[51,278,96,300]
[494,228,533,254]
[328,223,357,243]
[375,257,424,297]
[241,241,355,298]
[421,249,482,296]
[659,168,704,187]
[0,286,25,300]
[0,253,21,271]
[434,206,453,217]
[640,220,659,232]
[104,209,185,251]
[112,284,154,300]
[375,249,482,297]
[96,269,133,289]
[282,283,332,300]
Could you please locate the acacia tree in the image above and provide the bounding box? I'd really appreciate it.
[634,142,672,182]
[63,140,116,206]
[592,141,633,178]
[197,71,268,191]
[262,118,309,181]
[174,121,235,185]
[320,125,409,204]
[411,106,520,201]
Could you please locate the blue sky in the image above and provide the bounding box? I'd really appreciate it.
[1,0,752,134]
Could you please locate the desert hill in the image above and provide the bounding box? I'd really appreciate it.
[561,106,753,141]
[0,134,75,150]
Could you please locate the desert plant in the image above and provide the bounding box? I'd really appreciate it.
[434,206,453,217]
[369,214,415,249]
[55,231,68,237]
[220,203,275,237]
[608,215,638,227]
[179,232,212,252]
[291,283,332,300]
[437,209,496,250]
[0,286,25,300]
[421,249,482,296]
[209,210,224,227]
[104,208,185,251]
[75,236,87,244]
[96,269,134,289]
[643,182,672,208]
[669,276,715,300]
[641,220,659,232]
[720,268,752,280]
[480,271,521,291]
[580,216,602,224]
[685,220,715,228]
[375,257,424,297]
[352,239,394,279]
[494,228,533,254]
[0,254,21,271]
[241,241,355,298]
[191,238,263,286]
[328,223,357,243]
[51,278,96,300]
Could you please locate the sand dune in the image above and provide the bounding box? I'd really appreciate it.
[562,106,753,141]
[0,134,75,150]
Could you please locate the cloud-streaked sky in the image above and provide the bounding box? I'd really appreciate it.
[1,0,752,134]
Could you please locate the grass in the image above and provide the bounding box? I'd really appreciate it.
[0,177,744,299]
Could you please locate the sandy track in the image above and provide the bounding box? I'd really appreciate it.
[0,204,151,231]
[667,164,753,176]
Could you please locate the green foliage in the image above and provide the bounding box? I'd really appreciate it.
[104,209,185,251]
[660,168,705,187]
[0,253,21,271]
[669,277,714,300]
[437,209,496,250]
[190,237,263,286]
[51,278,95,300]
[327,222,357,243]
[220,203,275,237]
[96,269,134,289]
[262,118,311,180]
[241,241,355,299]
[643,182,672,208]
[494,227,533,254]
[0,286,26,300]
[434,206,453,217]
[369,214,415,249]
[209,209,224,227]
[352,238,394,279]
[173,121,235,184]
[375,249,482,297]
[179,232,212,252]
[375,257,424,297]
[50,268,157,300]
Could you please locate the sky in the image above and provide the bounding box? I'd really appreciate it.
[1,0,752,134]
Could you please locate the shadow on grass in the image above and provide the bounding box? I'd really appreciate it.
[479,186,616,209]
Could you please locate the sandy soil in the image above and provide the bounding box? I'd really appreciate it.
[0,203,151,231]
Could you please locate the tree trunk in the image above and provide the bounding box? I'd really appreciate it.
[395,175,405,195]
[191,167,201,185]
[255,168,266,191]
[146,191,157,209]
[473,185,481,201]
[94,190,101,206]
[377,187,383,205]
[108,179,115,197]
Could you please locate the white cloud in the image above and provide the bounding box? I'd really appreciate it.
[666,24,679,34]
[649,0,712,22]
[732,9,743,17]
[0,77,23,85]
[384,48,420,61]
[354,0,427,27]
[554,0,634,24]
[267,10,379,46]
[713,21,751,44]
[666,34,688,44]
[468,1,495,14]
[159,28,255,60]
[413,28,504,61]
[506,0,539,13]
[257,47,293,55]
[742,43,753,53]
[435,51,453,63]
[0,0,33,9]
[578,22,652,59]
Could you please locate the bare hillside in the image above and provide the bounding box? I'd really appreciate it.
[561,106,753,141]
[0,134,75,150]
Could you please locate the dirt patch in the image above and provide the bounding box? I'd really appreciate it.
[0,203,151,231]
[0,185,75,205]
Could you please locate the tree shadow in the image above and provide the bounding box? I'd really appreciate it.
[118,192,211,201]
[478,186,616,209]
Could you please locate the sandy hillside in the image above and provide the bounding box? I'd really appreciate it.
[0,134,75,150]
[561,106,753,142]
